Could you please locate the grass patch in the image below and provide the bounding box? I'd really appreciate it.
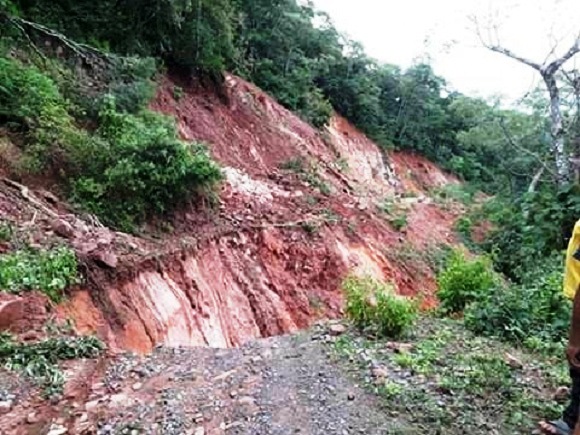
[0,246,80,302]
[331,317,566,434]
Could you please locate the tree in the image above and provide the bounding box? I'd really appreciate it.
[475,19,580,185]
[12,0,236,74]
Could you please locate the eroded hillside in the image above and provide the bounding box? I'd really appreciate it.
[1,73,460,356]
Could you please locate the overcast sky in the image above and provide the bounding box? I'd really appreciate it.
[311,0,580,105]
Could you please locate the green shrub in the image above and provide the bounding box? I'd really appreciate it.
[0,333,104,396]
[298,88,333,128]
[481,185,580,282]
[0,247,80,302]
[378,198,408,231]
[280,157,331,196]
[436,250,496,314]
[343,275,417,338]
[464,253,570,351]
[0,57,67,123]
[455,216,472,240]
[172,85,184,102]
[0,57,91,173]
[90,56,157,115]
[432,184,476,206]
[390,214,408,231]
[280,157,306,172]
[0,57,222,231]
[71,97,222,231]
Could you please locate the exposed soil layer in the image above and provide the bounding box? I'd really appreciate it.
[0,72,460,354]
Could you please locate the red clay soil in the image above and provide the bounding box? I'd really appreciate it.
[0,72,462,353]
[390,152,459,194]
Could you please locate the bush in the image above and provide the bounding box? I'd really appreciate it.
[464,253,570,351]
[0,58,222,231]
[0,221,13,242]
[0,57,66,123]
[343,275,417,338]
[71,97,223,231]
[0,57,92,174]
[436,250,496,314]
[298,88,333,128]
[0,246,80,302]
[481,185,580,282]
[83,56,157,116]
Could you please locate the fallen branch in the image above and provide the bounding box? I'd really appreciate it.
[1,177,59,219]
[2,13,114,67]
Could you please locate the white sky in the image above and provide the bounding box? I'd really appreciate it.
[311,0,580,105]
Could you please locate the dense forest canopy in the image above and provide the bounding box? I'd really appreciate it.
[2,0,580,282]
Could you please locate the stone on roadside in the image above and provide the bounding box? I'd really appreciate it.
[0,400,12,414]
[328,324,347,336]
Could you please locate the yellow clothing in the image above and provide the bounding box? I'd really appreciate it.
[564,219,580,300]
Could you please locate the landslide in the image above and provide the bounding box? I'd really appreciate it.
[0,72,461,354]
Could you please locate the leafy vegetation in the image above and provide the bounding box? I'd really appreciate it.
[0,333,104,396]
[343,275,417,338]
[436,250,496,315]
[0,221,13,242]
[465,254,570,352]
[71,96,222,231]
[435,247,570,353]
[378,197,409,231]
[0,246,80,302]
[0,55,222,231]
[280,157,331,196]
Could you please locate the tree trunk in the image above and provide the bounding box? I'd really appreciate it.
[543,73,570,185]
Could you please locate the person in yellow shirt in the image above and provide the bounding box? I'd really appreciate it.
[540,220,580,435]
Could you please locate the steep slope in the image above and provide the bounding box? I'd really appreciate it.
[0,73,460,354]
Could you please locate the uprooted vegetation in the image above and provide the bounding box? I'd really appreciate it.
[0,331,104,397]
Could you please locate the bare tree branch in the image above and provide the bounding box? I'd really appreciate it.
[528,167,545,193]
[543,33,580,76]
[488,45,542,70]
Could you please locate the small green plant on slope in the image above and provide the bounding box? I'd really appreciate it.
[0,246,80,302]
[0,221,13,242]
[436,249,496,315]
[378,197,408,231]
[343,275,417,338]
[0,333,104,397]
[172,85,184,102]
[280,157,331,196]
